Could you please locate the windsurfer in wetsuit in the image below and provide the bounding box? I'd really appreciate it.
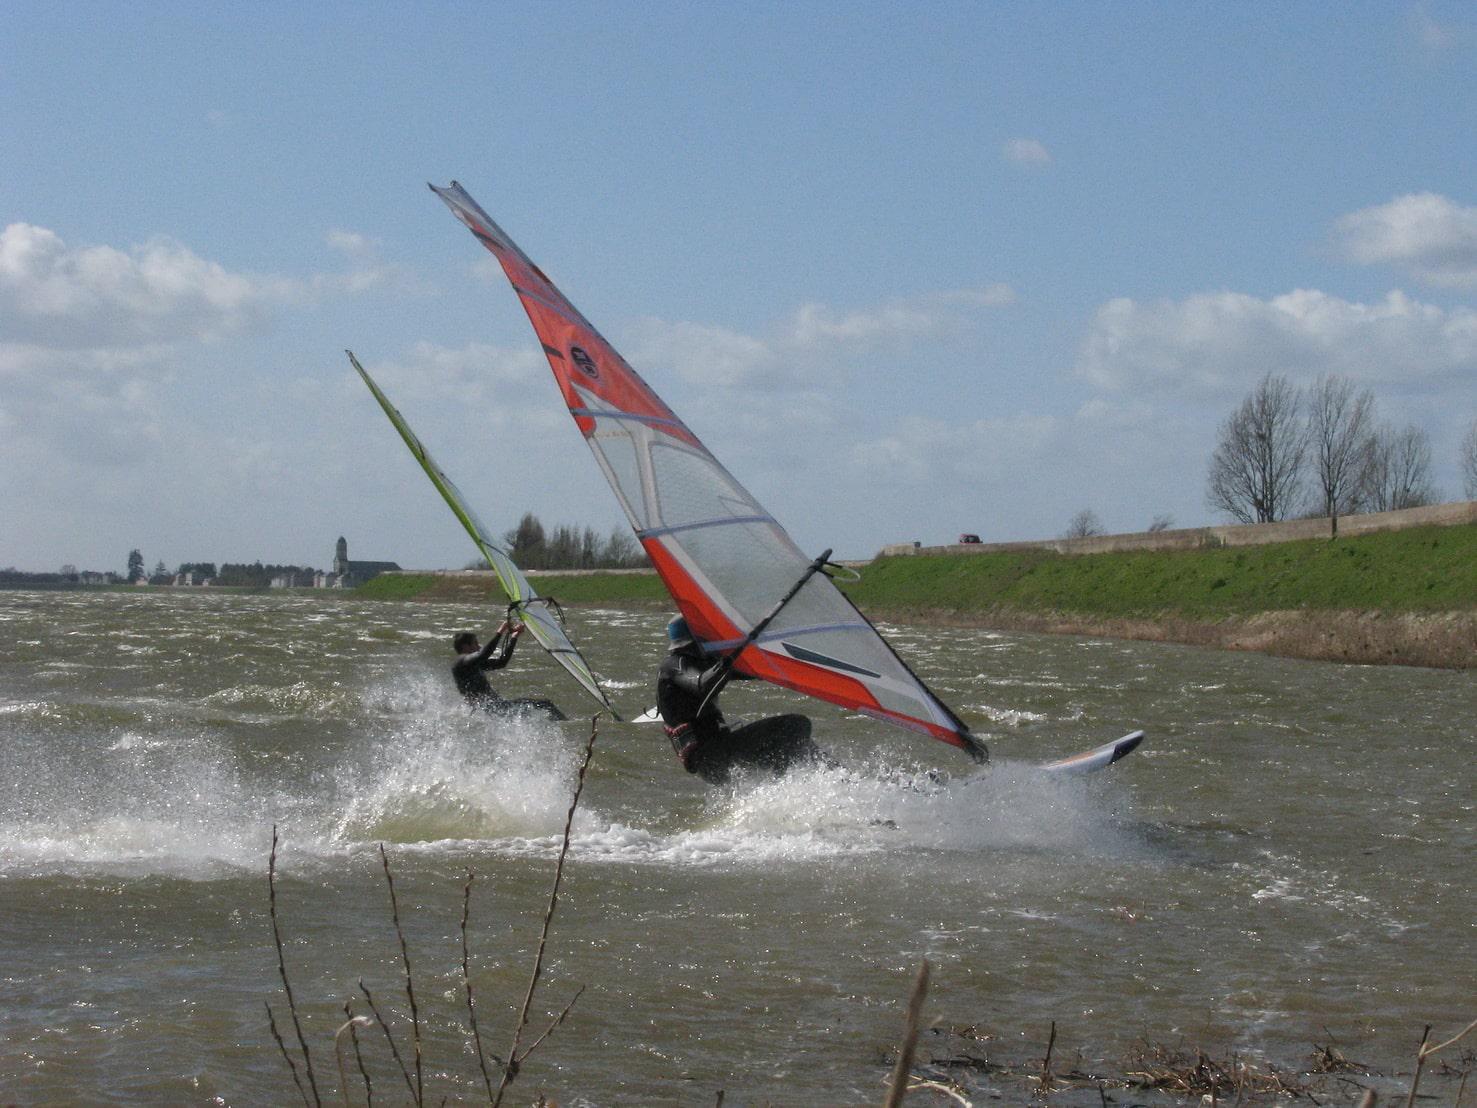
[656,616,827,785]
[452,620,567,720]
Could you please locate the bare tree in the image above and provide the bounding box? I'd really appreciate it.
[1062,509,1103,539]
[1462,418,1477,500]
[1206,373,1306,524]
[1147,514,1174,533]
[1305,374,1376,535]
[1364,422,1437,511]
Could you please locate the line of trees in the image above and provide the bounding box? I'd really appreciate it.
[1206,373,1465,535]
[494,512,649,571]
[215,562,323,587]
[123,552,321,587]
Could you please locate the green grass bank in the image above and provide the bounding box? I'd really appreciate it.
[358,525,1477,668]
[847,523,1477,617]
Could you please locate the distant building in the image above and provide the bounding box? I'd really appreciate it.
[328,536,400,588]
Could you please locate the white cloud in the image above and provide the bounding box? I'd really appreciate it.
[0,222,275,346]
[1410,4,1475,51]
[627,318,783,389]
[783,286,1016,347]
[1331,193,1477,286]
[0,342,167,465]
[349,341,550,412]
[852,412,1060,483]
[1004,138,1052,166]
[326,229,375,258]
[1077,287,1477,394]
[0,221,424,476]
[627,285,1016,391]
[320,227,428,294]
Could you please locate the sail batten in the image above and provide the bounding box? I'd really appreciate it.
[431,181,986,761]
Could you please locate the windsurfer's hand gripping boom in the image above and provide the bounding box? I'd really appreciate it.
[692,548,834,719]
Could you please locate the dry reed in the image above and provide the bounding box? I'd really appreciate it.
[883,958,930,1108]
[492,715,601,1107]
[1405,1015,1477,1107]
[460,870,497,1102]
[269,825,322,1108]
[376,842,423,1106]
[333,1015,371,1108]
[265,715,602,1105]
[343,1000,372,1107]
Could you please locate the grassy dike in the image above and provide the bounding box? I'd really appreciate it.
[357,524,1477,668]
[845,523,1477,669]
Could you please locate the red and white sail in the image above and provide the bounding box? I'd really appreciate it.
[431,182,985,761]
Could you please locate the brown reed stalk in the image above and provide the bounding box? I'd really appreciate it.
[267,1001,312,1108]
[378,843,423,1107]
[343,1000,373,1108]
[359,978,418,1104]
[1356,1090,1377,1107]
[334,1015,372,1108]
[1038,1019,1058,1094]
[883,958,930,1108]
[461,870,497,1104]
[1405,1025,1432,1108]
[518,985,586,1061]
[492,715,601,1108]
[1406,1016,1477,1108]
[269,826,323,1107]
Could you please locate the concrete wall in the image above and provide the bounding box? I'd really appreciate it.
[879,500,1477,559]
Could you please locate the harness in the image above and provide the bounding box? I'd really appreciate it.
[663,721,701,772]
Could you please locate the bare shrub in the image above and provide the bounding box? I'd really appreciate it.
[1062,509,1103,539]
[1364,422,1437,511]
[1206,373,1305,523]
[1305,374,1376,534]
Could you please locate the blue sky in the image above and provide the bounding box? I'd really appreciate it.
[4,2,1476,572]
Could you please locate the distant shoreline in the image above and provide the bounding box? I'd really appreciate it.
[350,522,1477,670]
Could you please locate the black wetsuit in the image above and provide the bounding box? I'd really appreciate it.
[656,645,820,785]
[453,629,566,720]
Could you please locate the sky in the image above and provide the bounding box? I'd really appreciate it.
[4,2,1477,573]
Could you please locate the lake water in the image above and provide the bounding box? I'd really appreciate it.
[1,589,1472,1105]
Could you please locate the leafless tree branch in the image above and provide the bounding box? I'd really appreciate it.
[1206,373,1306,524]
[1306,374,1376,534]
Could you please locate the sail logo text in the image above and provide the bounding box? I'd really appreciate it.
[570,346,599,379]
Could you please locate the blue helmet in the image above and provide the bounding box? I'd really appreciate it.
[666,615,693,648]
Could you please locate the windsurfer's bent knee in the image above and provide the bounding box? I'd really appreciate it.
[655,615,823,785]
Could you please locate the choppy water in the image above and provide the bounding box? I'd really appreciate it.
[1,589,1472,1105]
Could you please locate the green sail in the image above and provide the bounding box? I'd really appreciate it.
[346,350,617,718]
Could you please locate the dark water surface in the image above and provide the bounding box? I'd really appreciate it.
[1,589,1472,1105]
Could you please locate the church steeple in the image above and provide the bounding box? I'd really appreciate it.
[334,536,348,574]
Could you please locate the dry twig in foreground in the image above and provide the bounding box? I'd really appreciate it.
[269,825,322,1108]
[1405,1015,1477,1108]
[883,958,931,1108]
[377,843,423,1107]
[492,714,600,1108]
